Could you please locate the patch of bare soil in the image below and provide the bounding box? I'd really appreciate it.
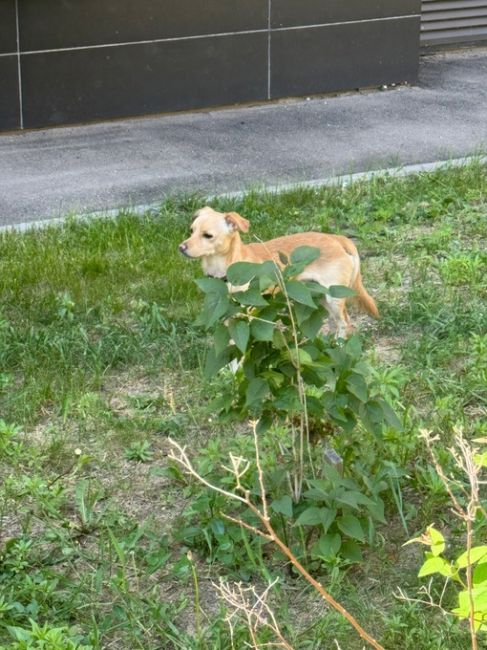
[374,336,403,365]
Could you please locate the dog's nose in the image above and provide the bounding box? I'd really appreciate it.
[179,243,188,254]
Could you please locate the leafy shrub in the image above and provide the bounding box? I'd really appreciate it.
[197,248,401,442]
[175,252,403,572]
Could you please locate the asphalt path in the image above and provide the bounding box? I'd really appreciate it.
[1,48,486,227]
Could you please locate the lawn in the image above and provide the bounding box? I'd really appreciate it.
[0,162,486,649]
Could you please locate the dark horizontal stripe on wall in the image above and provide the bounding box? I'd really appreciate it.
[271,17,420,98]
[271,0,421,28]
[0,56,20,130]
[18,0,268,51]
[20,33,268,129]
[0,0,17,54]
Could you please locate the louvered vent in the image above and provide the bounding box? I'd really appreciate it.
[421,0,487,45]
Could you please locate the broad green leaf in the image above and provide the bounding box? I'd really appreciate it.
[335,490,375,511]
[328,347,349,368]
[367,499,387,524]
[305,280,328,295]
[341,540,363,563]
[250,318,275,341]
[234,287,268,307]
[245,377,270,407]
[226,262,261,285]
[353,492,378,507]
[285,280,317,308]
[322,392,349,423]
[378,398,403,432]
[271,495,293,518]
[260,260,280,275]
[204,348,231,378]
[208,394,233,413]
[273,329,287,349]
[290,246,321,265]
[294,302,314,326]
[456,545,487,568]
[6,626,31,643]
[327,285,357,298]
[195,277,228,295]
[302,343,320,360]
[214,323,231,356]
[274,385,302,412]
[259,275,276,291]
[229,320,250,353]
[346,373,368,403]
[315,465,346,486]
[418,555,453,578]
[210,518,225,536]
[366,400,385,424]
[345,335,363,359]
[302,487,329,502]
[288,347,314,368]
[196,292,231,328]
[473,563,487,585]
[337,514,365,542]
[294,506,325,526]
[334,491,360,510]
[256,414,273,434]
[301,310,326,339]
[262,369,285,388]
[454,586,487,619]
[319,507,337,532]
[427,525,446,557]
[312,532,342,559]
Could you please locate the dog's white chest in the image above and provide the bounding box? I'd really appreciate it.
[202,256,228,279]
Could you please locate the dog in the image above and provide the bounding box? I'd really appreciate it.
[179,206,378,337]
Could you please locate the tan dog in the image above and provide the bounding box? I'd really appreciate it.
[179,206,378,337]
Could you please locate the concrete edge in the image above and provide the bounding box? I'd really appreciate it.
[2,154,486,234]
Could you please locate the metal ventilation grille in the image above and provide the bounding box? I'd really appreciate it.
[421,0,487,45]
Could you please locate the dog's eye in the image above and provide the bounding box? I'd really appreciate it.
[203,233,214,239]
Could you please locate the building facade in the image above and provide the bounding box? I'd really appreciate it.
[0,0,485,133]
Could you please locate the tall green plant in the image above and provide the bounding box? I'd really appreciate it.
[196,247,401,500]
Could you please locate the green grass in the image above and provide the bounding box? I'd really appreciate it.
[0,162,486,649]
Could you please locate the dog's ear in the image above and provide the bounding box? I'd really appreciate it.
[225,212,250,233]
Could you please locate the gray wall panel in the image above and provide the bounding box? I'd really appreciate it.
[21,33,268,129]
[0,0,421,132]
[271,18,420,98]
[0,56,20,130]
[19,0,268,50]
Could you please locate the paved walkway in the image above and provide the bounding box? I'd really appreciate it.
[1,48,486,227]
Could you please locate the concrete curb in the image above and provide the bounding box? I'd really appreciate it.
[2,154,486,235]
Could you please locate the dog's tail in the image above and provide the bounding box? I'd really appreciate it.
[353,270,379,319]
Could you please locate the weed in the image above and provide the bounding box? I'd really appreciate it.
[124,441,154,463]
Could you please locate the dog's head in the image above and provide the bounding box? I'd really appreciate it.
[179,207,249,258]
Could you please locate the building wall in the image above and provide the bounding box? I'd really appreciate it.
[1,0,421,132]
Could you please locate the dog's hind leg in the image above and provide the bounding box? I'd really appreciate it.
[324,296,352,339]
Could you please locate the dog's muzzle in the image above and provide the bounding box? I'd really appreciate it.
[179,243,191,257]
